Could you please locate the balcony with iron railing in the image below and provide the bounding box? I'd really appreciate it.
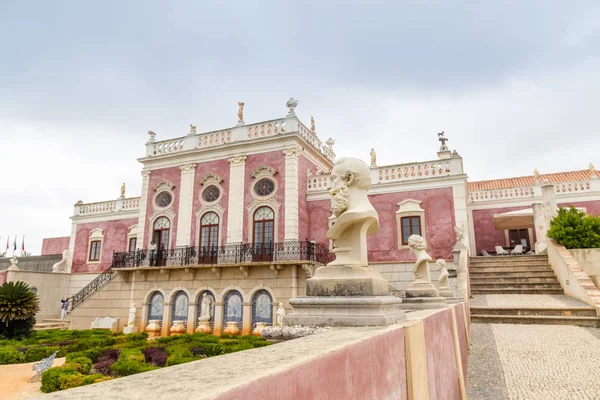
[71,240,333,310]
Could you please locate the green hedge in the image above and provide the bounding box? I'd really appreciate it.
[548,206,600,249]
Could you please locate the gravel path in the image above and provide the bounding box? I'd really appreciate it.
[468,323,600,400]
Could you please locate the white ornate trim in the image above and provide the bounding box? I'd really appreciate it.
[195,204,225,246]
[167,286,192,303]
[127,225,138,251]
[199,182,224,207]
[246,199,281,243]
[179,163,196,173]
[199,172,224,186]
[152,188,175,212]
[283,147,301,158]
[153,179,175,192]
[192,286,218,302]
[228,155,247,166]
[217,285,247,303]
[396,199,426,249]
[87,228,104,264]
[251,165,277,179]
[141,170,152,178]
[248,284,277,304]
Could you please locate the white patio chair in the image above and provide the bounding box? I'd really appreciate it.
[495,246,508,256]
[511,245,523,255]
[481,250,491,256]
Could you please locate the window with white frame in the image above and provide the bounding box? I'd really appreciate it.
[87,228,104,262]
[396,199,426,249]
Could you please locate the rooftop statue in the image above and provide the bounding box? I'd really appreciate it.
[327,157,378,267]
[189,124,196,134]
[370,148,376,166]
[120,182,126,198]
[310,116,315,132]
[237,102,245,124]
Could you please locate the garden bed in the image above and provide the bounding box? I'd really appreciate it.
[0,329,270,393]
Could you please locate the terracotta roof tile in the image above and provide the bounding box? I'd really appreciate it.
[468,169,599,191]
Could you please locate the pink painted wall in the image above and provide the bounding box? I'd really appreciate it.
[559,200,600,216]
[298,155,318,241]
[217,327,407,400]
[243,151,286,243]
[423,310,461,400]
[41,237,70,255]
[72,218,138,273]
[0,271,6,285]
[455,304,469,380]
[144,166,182,248]
[307,187,456,262]
[190,159,231,246]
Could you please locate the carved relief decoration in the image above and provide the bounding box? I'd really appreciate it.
[228,155,247,165]
[180,163,197,173]
[153,179,175,192]
[199,172,224,186]
[251,165,277,179]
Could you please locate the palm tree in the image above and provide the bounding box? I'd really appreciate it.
[0,281,40,338]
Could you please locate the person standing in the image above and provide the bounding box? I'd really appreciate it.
[60,298,70,320]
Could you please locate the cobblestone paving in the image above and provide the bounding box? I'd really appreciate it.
[490,324,600,399]
[467,324,507,400]
[471,294,589,308]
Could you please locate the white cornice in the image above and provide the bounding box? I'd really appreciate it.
[70,210,140,224]
[138,134,333,173]
[468,191,600,211]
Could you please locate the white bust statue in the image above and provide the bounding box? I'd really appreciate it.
[52,250,71,273]
[276,302,286,325]
[436,259,449,288]
[326,157,379,267]
[199,296,212,322]
[128,303,136,327]
[8,255,19,271]
[408,235,433,284]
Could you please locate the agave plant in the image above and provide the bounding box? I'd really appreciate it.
[0,281,40,338]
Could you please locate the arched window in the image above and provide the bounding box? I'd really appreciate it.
[252,290,273,328]
[199,212,219,264]
[152,217,170,266]
[223,290,243,327]
[253,206,274,261]
[171,291,189,330]
[197,291,215,331]
[148,291,164,329]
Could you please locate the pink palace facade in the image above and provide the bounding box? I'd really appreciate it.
[38,100,600,335]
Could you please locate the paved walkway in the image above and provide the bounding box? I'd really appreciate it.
[0,357,65,400]
[470,294,590,308]
[468,323,600,399]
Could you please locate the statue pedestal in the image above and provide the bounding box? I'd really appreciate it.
[400,297,448,310]
[196,320,211,334]
[438,288,455,298]
[284,296,406,327]
[123,326,138,334]
[306,265,389,297]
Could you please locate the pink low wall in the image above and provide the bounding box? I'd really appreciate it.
[41,236,70,255]
[0,271,6,285]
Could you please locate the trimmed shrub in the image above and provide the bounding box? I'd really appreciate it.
[81,373,114,385]
[40,366,78,393]
[143,347,168,367]
[548,206,600,249]
[23,346,60,363]
[97,348,121,363]
[0,281,40,339]
[201,343,223,357]
[111,358,155,376]
[190,347,204,357]
[0,346,24,364]
[91,360,115,376]
[165,353,195,367]
[67,356,93,374]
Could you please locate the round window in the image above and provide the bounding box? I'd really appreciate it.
[254,178,275,197]
[202,185,221,203]
[155,191,173,208]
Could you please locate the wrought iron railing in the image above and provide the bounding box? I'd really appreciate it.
[71,267,117,310]
[112,240,334,269]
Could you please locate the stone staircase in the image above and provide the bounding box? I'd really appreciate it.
[34,318,70,330]
[470,255,563,295]
[469,255,600,326]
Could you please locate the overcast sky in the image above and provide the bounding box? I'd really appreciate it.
[1,1,599,255]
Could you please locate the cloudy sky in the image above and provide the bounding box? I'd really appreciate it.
[1,1,599,254]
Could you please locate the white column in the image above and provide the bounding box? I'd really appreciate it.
[283,148,300,240]
[226,156,247,243]
[136,170,152,249]
[452,181,470,253]
[175,163,197,247]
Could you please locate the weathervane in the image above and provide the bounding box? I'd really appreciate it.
[438,131,449,151]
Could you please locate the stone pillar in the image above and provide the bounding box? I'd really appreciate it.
[136,170,152,248]
[226,156,247,243]
[175,163,197,247]
[187,302,197,334]
[242,302,252,335]
[532,203,548,254]
[161,302,172,337]
[541,182,558,224]
[283,148,300,240]
[213,302,224,336]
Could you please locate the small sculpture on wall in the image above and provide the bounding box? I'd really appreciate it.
[52,250,70,273]
[590,163,598,179]
[435,259,454,297]
[276,302,286,325]
[370,148,376,166]
[237,102,245,124]
[408,235,433,285]
[127,304,136,327]
[120,182,126,198]
[189,124,197,134]
[310,116,316,132]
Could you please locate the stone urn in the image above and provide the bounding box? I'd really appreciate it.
[252,322,268,336]
[170,321,186,335]
[223,321,240,335]
[196,319,212,334]
[145,320,161,337]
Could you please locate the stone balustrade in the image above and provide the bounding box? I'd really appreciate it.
[74,197,140,216]
[554,181,591,193]
[245,119,286,139]
[197,129,232,148]
[469,180,594,203]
